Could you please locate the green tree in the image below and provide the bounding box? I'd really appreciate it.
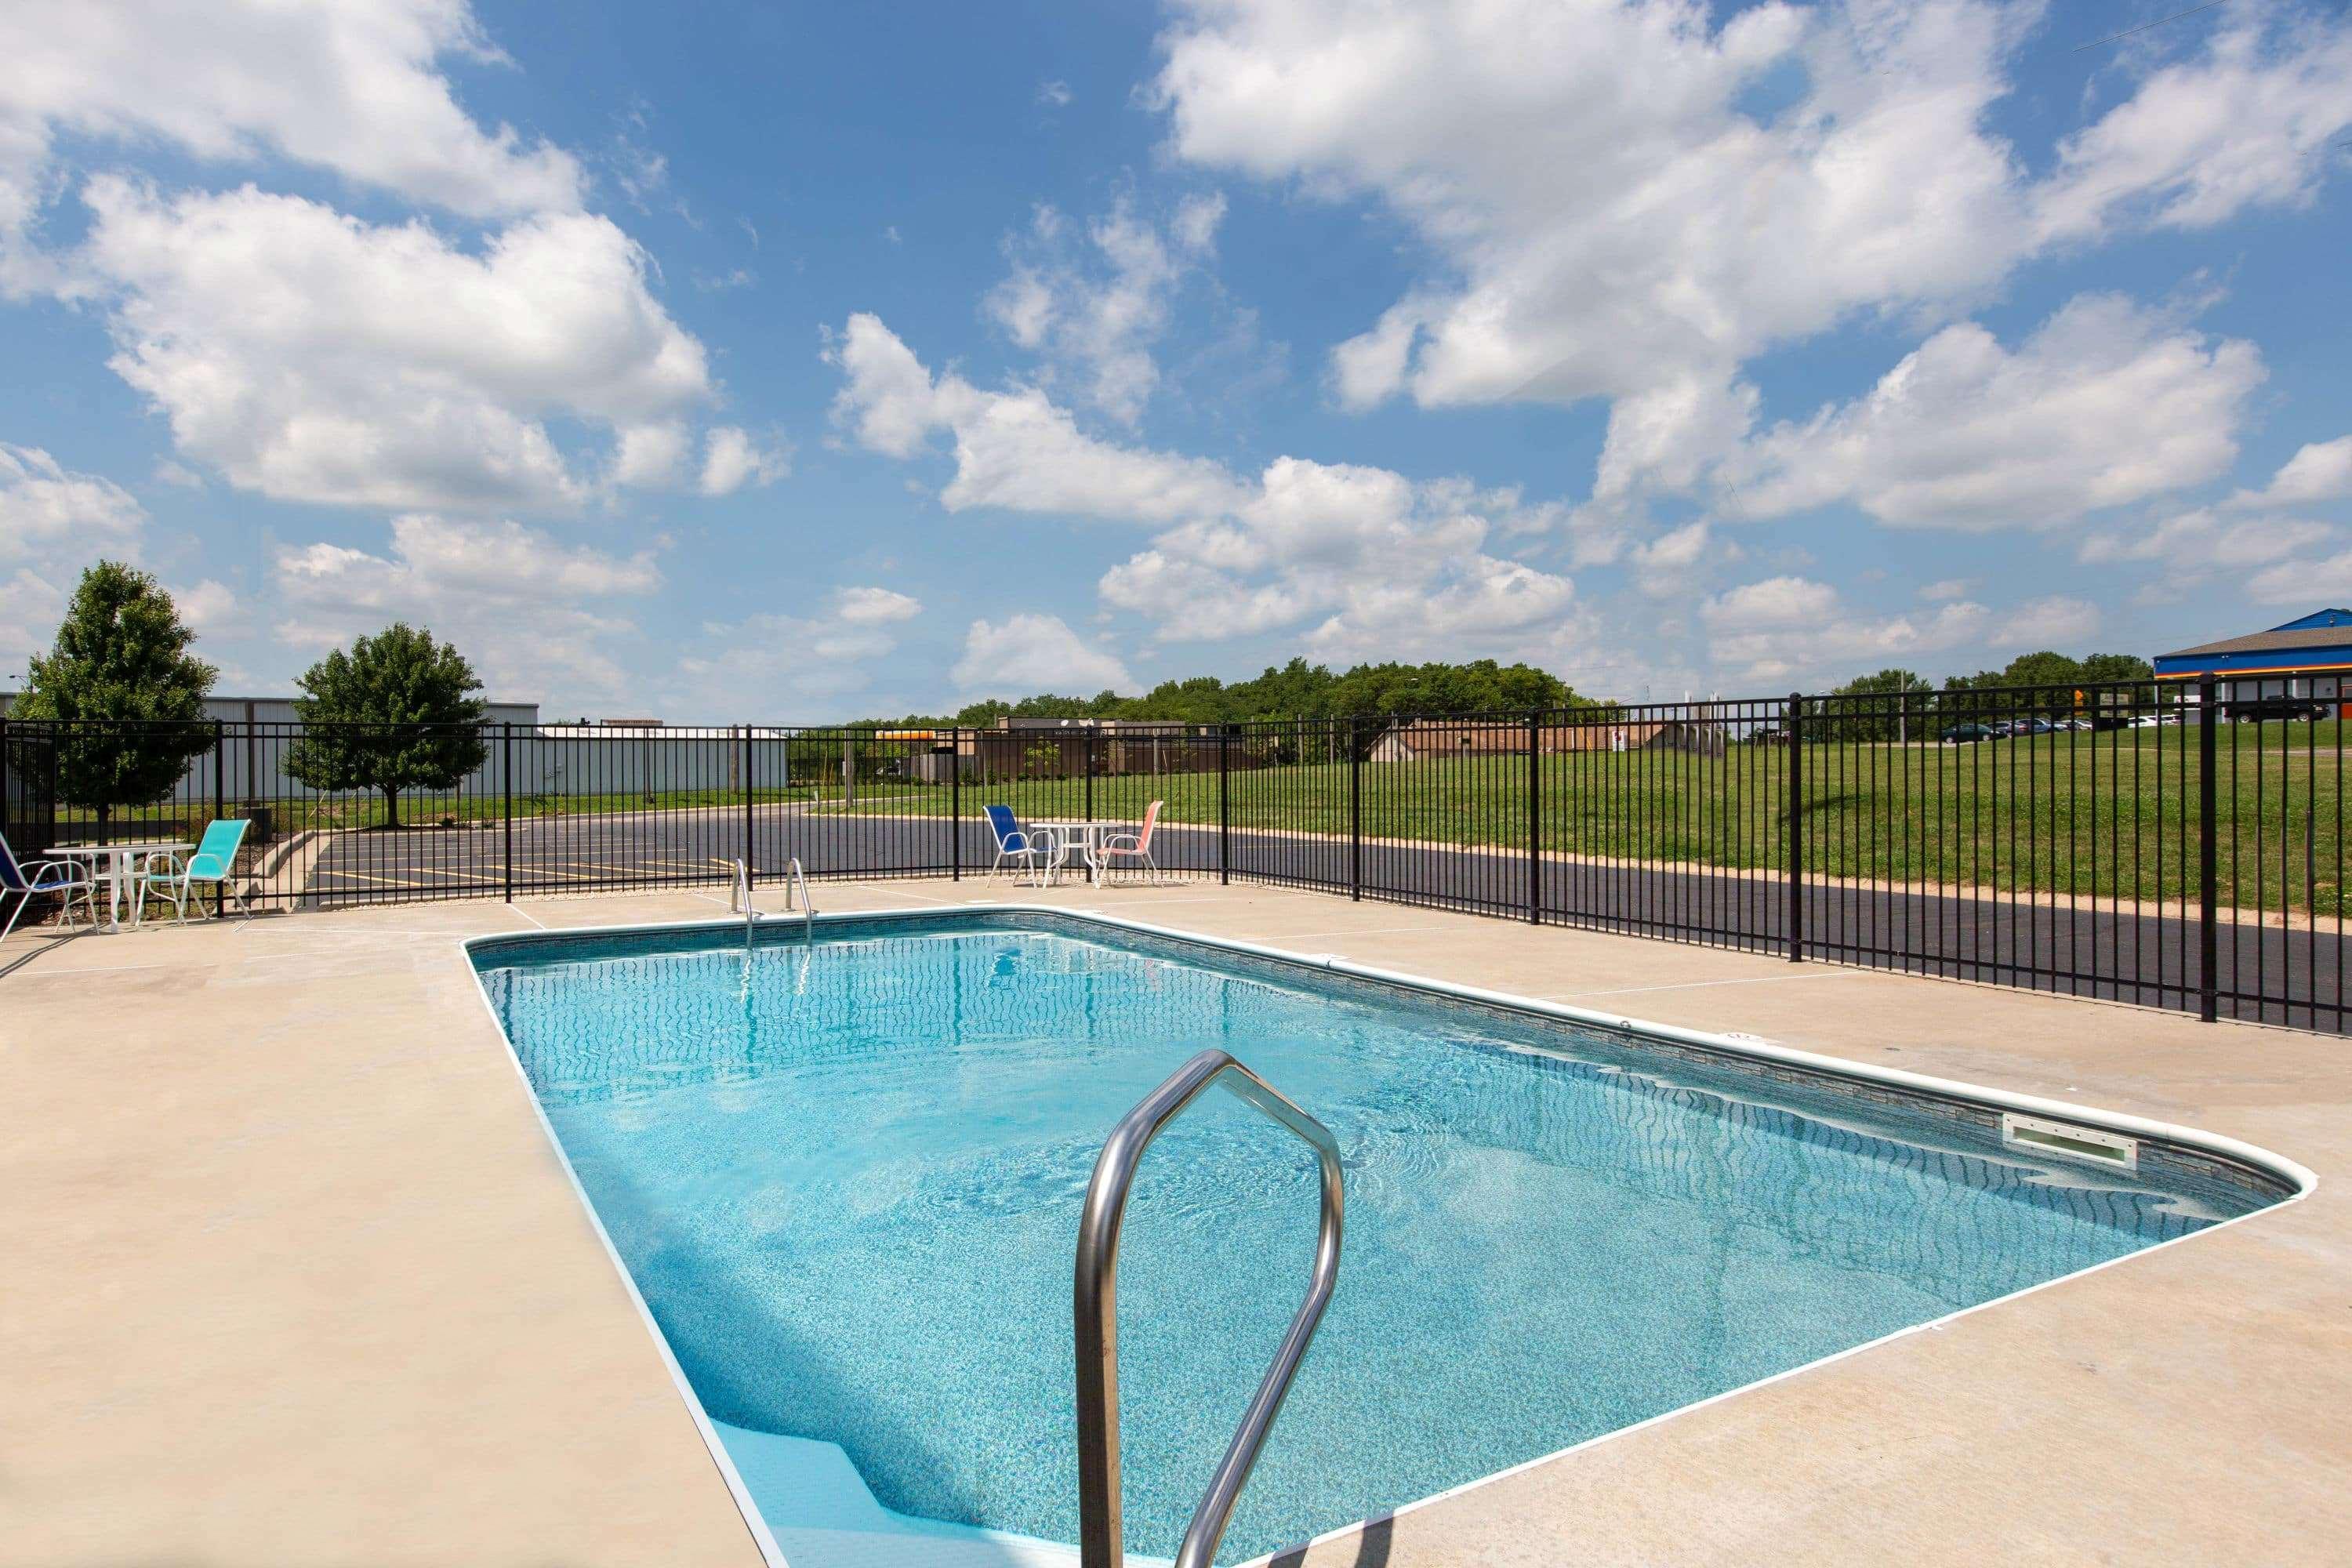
[12,561,216,829]
[284,624,488,828]
[2077,652,2154,684]
[861,655,1606,730]
[1814,667,1931,741]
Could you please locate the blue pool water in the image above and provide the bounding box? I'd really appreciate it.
[476,914,2278,1563]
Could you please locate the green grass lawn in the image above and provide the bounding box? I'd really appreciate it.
[820,725,2347,915]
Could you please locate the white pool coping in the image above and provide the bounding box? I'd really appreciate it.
[460,901,2318,1568]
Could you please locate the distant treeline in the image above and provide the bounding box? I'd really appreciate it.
[858,648,2160,731]
[1826,650,2155,702]
[862,657,1597,728]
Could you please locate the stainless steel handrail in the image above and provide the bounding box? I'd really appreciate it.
[1075,1048,1345,1568]
[729,858,758,964]
[734,857,815,954]
[783,855,815,945]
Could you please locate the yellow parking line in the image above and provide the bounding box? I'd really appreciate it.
[314,866,503,889]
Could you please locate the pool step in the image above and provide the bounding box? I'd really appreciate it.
[713,1421,1166,1568]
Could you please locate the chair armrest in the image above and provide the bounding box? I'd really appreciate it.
[24,858,94,887]
[139,851,188,879]
[1097,833,1140,852]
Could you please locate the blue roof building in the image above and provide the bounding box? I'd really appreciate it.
[2154,609,2352,716]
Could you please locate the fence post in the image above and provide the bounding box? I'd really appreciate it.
[742,725,755,884]
[950,727,962,880]
[502,722,514,902]
[1349,717,1363,902]
[212,720,227,917]
[1084,729,1096,822]
[1526,711,1541,924]
[0,716,9,846]
[1786,693,1803,963]
[1218,728,1231,885]
[2198,673,2218,1022]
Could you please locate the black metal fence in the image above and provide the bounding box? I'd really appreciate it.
[3,674,2342,1031]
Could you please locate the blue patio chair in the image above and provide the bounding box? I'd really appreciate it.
[134,818,252,924]
[982,804,1062,883]
[0,829,98,944]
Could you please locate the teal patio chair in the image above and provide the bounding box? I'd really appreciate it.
[134,818,253,924]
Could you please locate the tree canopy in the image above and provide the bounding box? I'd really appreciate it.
[11,561,216,823]
[864,657,1599,728]
[283,623,488,828]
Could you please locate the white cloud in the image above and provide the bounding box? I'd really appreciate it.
[698,426,789,496]
[1994,594,2099,647]
[2227,436,2352,510]
[0,0,580,287]
[2079,507,2332,569]
[0,448,212,669]
[952,614,1134,697]
[170,577,243,637]
[2247,550,2352,606]
[74,180,714,513]
[1700,575,1843,631]
[1918,577,1973,601]
[1101,458,1577,659]
[982,193,1229,423]
[2034,16,2352,241]
[610,421,691,488]
[1697,573,2111,683]
[1628,519,1730,596]
[827,313,1250,521]
[0,442,145,563]
[1156,0,2020,439]
[0,568,66,666]
[1036,79,1075,108]
[833,586,921,624]
[1301,553,1582,664]
[672,588,925,714]
[829,315,1582,662]
[1719,294,2263,529]
[272,514,660,704]
[1152,0,2350,495]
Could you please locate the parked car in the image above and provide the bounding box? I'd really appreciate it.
[2011,718,2054,735]
[1941,723,1998,744]
[2228,697,2324,724]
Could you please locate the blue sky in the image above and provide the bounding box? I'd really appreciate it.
[2,0,2349,720]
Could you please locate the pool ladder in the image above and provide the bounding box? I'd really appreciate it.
[1075,1050,1345,1568]
[730,856,816,949]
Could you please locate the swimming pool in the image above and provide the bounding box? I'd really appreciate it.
[470,909,2300,1566]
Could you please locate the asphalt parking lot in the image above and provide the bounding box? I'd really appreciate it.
[283,806,2343,1031]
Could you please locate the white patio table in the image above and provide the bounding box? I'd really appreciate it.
[49,842,191,932]
[1029,820,1135,888]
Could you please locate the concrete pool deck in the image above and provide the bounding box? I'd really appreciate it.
[5,877,2347,1566]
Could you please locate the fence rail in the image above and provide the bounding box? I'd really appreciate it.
[3,675,2342,1031]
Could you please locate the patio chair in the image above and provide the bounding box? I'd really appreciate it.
[133,818,253,924]
[0,829,99,944]
[1094,800,1166,884]
[982,804,1062,884]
